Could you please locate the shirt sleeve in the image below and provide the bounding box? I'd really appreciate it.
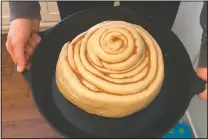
[9,1,41,21]
[198,2,207,68]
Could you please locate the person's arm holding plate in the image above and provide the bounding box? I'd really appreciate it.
[197,2,207,101]
[6,1,41,72]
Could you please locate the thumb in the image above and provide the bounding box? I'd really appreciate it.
[14,44,26,72]
[197,68,207,81]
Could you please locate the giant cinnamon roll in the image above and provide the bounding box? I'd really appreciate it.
[56,21,164,118]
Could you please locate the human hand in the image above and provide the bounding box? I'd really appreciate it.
[197,68,207,101]
[6,18,41,72]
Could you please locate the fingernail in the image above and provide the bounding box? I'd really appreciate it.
[17,65,24,72]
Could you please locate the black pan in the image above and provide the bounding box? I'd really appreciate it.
[27,6,205,138]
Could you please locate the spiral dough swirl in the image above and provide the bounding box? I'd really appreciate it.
[56,21,164,118]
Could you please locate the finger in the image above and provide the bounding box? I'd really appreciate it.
[25,47,32,69]
[13,44,26,72]
[25,45,34,58]
[31,33,41,48]
[25,43,35,69]
[26,34,41,57]
[25,34,41,71]
[199,83,207,101]
[25,50,31,65]
[6,40,16,64]
[199,89,207,101]
[197,68,207,81]
[25,44,34,67]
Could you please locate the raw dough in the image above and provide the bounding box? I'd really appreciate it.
[56,21,164,118]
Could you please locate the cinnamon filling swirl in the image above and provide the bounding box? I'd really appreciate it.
[56,21,164,118]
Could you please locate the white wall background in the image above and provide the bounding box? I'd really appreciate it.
[172,2,207,138]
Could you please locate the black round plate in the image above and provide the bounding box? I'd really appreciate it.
[30,6,205,138]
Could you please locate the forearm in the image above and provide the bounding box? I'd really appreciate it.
[198,2,207,68]
[9,1,41,21]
